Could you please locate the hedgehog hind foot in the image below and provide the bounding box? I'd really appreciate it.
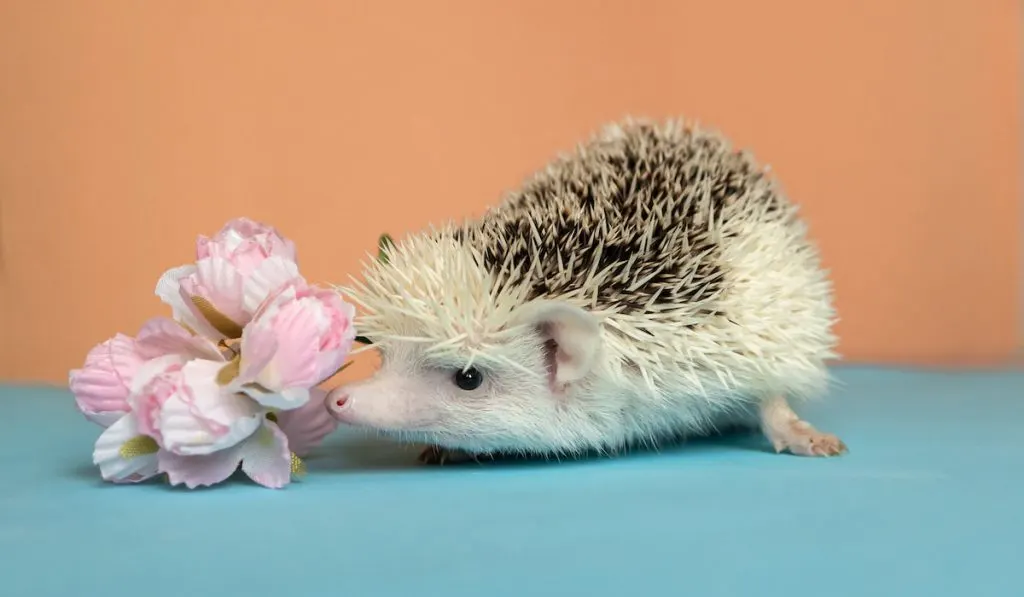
[758,395,848,457]
[417,445,480,466]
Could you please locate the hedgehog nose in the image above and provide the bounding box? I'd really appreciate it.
[326,389,350,412]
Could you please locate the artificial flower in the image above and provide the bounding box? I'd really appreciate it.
[233,281,355,409]
[197,217,297,267]
[154,218,302,340]
[152,390,338,488]
[135,359,264,456]
[69,317,223,428]
[90,357,281,488]
[75,217,356,489]
[157,416,293,489]
[81,318,229,484]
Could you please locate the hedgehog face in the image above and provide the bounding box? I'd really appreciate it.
[326,300,604,454]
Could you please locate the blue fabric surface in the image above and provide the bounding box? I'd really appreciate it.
[1,366,1022,596]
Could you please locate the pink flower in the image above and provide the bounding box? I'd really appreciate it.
[84,318,228,484]
[135,359,264,456]
[92,358,273,488]
[81,218,351,489]
[133,317,225,362]
[68,334,145,427]
[234,281,356,410]
[154,218,302,340]
[196,217,297,272]
[69,318,222,428]
[94,384,338,489]
[130,358,184,443]
[154,389,338,489]
[157,417,293,489]
[87,333,341,489]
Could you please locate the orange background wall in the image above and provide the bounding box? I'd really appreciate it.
[1,0,1021,385]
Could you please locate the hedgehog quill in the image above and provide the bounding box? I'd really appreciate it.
[328,118,847,464]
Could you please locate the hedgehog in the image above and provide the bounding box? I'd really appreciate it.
[327,117,846,464]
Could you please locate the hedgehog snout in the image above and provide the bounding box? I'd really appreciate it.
[324,376,441,432]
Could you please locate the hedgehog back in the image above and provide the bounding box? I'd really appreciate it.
[461,119,791,324]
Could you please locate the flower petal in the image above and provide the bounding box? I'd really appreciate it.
[69,334,145,427]
[219,217,264,239]
[195,234,213,260]
[92,413,160,484]
[274,388,339,456]
[82,411,125,428]
[315,348,346,388]
[217,217,297,262]
[134,317,225,361]
[154,265,207,333]
[242,255,302,316]
[223,238,268,277]
[176,289,236,341]
[128,358,187,443]
[297,286,356,383]
[179,257,247,334]
[127,353,188,396]
[239,385,309,411]
[235,327,278,387]
[311,289,357,352]
[154,359,263,456]
[239,421,292,489]
[158,443,245,489]
[261,299,321,385]
[237,295,320,401]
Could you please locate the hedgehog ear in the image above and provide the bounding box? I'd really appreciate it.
[512,300,601,387]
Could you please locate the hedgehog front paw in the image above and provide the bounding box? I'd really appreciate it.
[417,445,477,465]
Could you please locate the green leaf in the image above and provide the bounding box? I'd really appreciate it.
[349,231,390,347]
[377,233,394,264]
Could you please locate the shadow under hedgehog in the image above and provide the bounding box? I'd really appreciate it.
[327,117,847,465]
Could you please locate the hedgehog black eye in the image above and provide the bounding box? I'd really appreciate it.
[453,367,484,391]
